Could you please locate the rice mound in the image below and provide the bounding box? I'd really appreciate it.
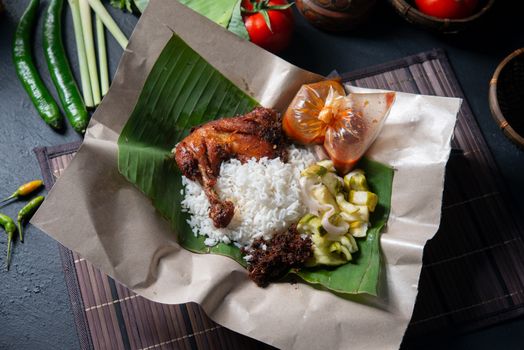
[181,146,317,247]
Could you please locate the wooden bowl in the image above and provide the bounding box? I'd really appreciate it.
[489,48,524,148]
[387,0,495,34]
[296,0,377,32]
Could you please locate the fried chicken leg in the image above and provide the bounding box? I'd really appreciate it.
[174,107,287,228]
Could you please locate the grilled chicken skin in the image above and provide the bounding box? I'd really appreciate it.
[174,107,288,228]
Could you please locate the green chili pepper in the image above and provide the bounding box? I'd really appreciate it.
[43,0,89,133]
[13,0,63,130]
[17,195,44,243]
[1,180,43,203]
[0,213,17,270]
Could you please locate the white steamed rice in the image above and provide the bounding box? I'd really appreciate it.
[181,145,318,247]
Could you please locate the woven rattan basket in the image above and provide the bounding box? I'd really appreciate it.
[388,0,495,33]
[489,48,524,148]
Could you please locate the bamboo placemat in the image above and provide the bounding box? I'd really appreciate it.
[34,49,524,349]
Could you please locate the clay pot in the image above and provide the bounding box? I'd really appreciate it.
[296,0,377,32]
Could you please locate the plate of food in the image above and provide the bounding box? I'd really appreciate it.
[32,1,461,349]
[117,34,396,294]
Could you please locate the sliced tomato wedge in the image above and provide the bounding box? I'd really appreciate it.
[283,80,396,174]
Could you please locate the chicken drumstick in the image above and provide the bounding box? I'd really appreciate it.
[174,107,287,228]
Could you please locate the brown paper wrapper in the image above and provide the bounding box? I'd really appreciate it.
[32,1,462,348]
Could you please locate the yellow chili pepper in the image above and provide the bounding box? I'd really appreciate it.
[1,180,43,203]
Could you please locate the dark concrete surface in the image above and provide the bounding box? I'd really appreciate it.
[0,1,523,349]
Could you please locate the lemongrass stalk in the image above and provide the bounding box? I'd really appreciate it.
[87,0,128,49]
[79,0,101,105]
[96,15,109,96]
[68,0,93,107]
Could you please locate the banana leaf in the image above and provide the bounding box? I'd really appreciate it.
[133,0,248,39]
[133,0,238,29]
[133,0,148,13]
[227,0,250,40]
[117,34,393,295]
[178,0,238,27]
[118,33,258,265]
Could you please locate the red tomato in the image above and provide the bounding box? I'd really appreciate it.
[242,0,294,53]
[415,0,479,19]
